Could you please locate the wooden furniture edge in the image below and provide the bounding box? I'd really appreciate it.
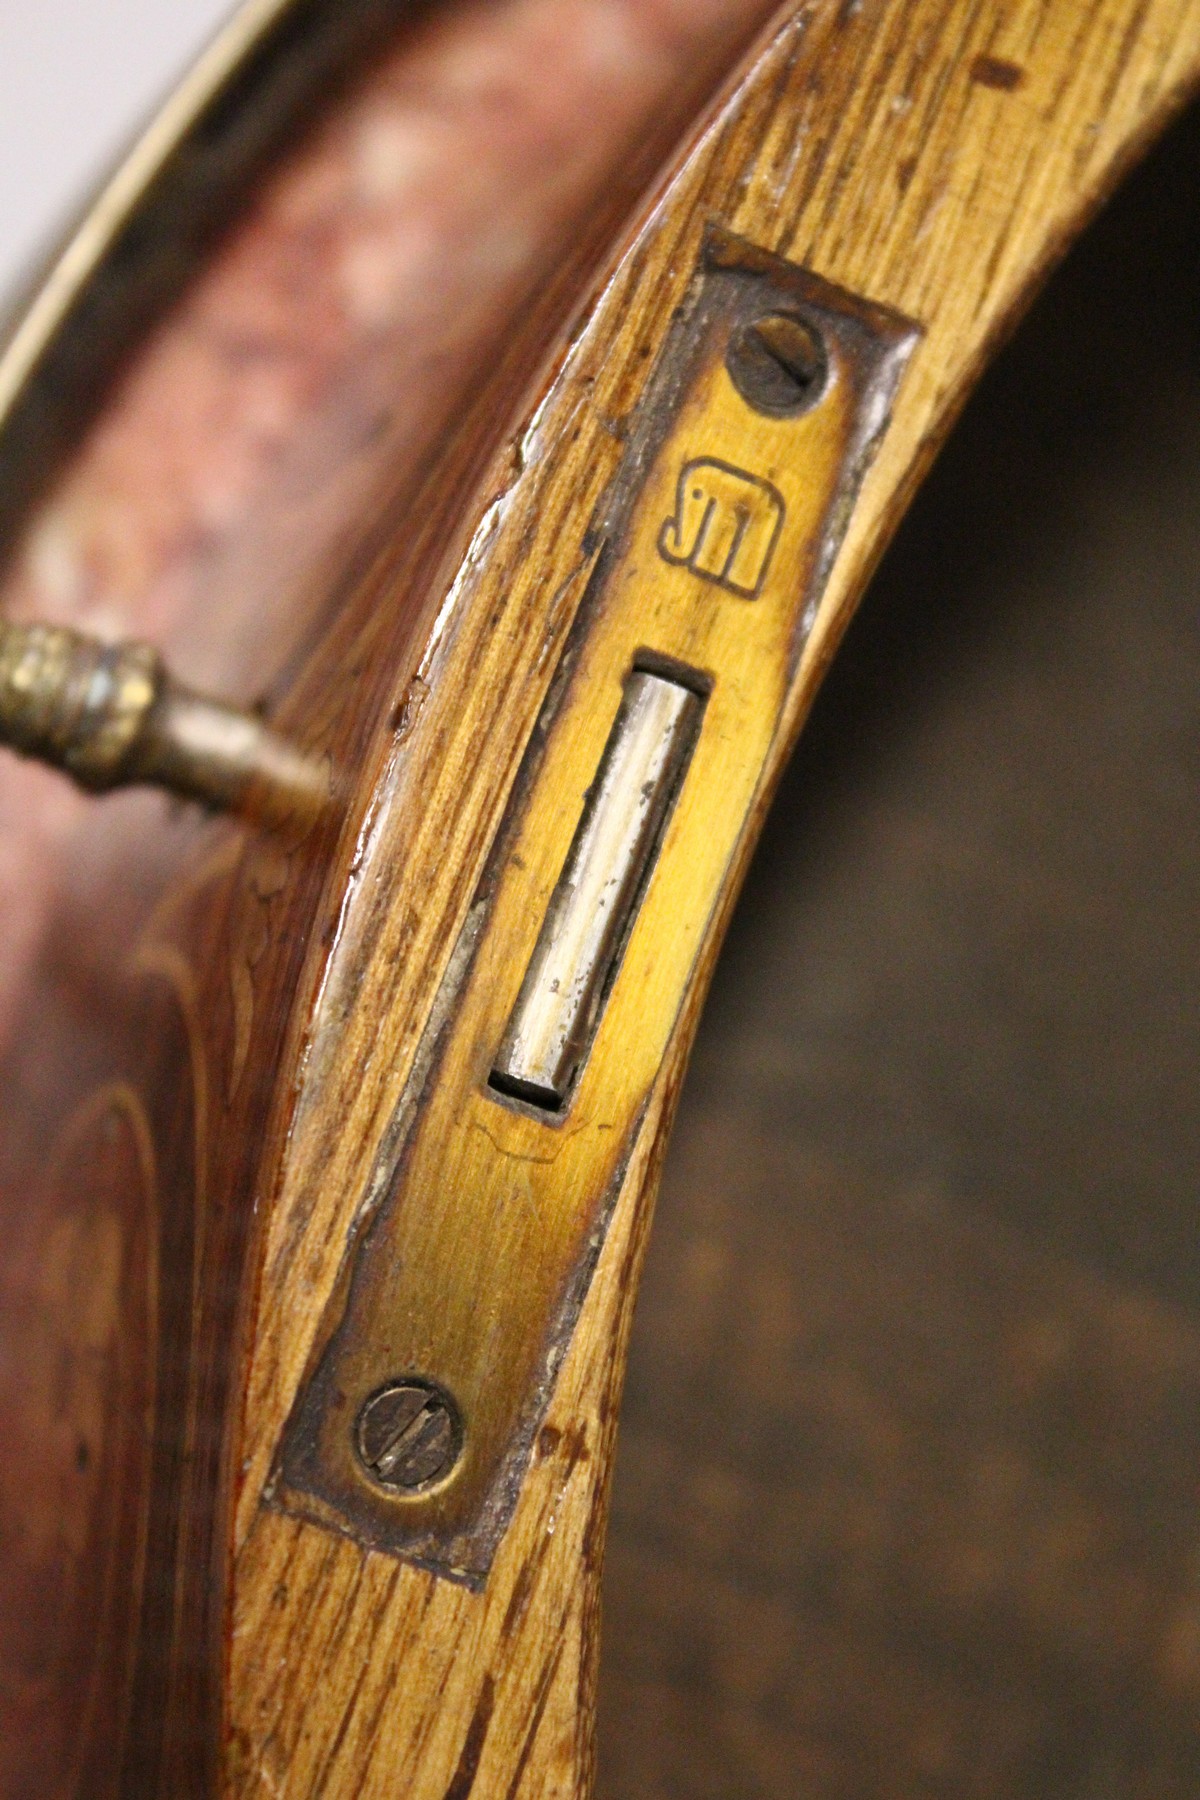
[221,2,1200,1794]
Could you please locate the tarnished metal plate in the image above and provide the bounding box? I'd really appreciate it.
[275,226,920,1581]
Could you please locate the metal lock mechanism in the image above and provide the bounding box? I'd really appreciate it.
[276,226,919,1581]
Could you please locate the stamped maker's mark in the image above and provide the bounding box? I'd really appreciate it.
[657,456,785,598]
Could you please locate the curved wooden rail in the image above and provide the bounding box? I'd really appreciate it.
[228,5,1200,1792]
[0,1,1198,1796]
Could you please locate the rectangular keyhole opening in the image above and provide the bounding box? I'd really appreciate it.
[488,660,707,1113]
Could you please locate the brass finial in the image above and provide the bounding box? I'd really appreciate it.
[0,620,327,828]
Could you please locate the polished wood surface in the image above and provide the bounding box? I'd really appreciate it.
[228,2,1200,1794]
[0,4,777,1793]
[0,1,1198,1796]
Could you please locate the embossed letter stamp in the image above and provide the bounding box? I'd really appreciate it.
[658,456,785,598]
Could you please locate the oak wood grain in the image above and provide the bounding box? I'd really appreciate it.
[219,1,1200,1795]
[0,5,782,1793]
[3,0,1200,1794]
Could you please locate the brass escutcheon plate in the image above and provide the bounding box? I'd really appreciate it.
[274,226,920,1582]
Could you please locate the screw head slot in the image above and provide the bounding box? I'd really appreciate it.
[355,1379,462,1494]
[726,312,828,417]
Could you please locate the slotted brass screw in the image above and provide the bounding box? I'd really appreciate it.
[355,1380,462,1494]
[726,311,828,417]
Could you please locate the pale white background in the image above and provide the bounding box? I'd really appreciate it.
[0,0,238,304]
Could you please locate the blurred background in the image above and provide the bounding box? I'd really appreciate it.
[2,6,1199,1798]
[0,0,230,305]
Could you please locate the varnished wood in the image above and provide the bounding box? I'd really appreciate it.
[2,0,1200,1796]
[224,2,1200,1795]
[274,233,916,1579]
[0,5,779,1791]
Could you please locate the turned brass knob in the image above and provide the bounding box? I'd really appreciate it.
[0,620,327,829]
